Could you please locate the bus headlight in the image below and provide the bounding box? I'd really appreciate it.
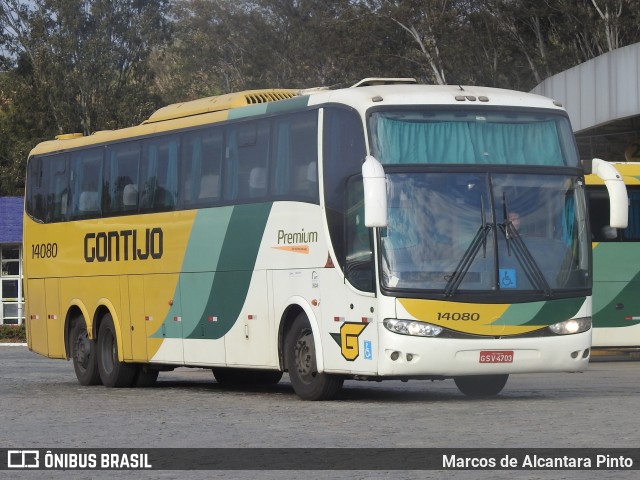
[549,317,591,335]
[383,319,443,337]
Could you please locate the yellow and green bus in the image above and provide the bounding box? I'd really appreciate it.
[24,79,628,399]
[586,162,640,349]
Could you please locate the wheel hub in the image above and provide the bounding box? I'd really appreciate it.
[294,332,317,382]
[75,333,91,370]
[100,331,116,375]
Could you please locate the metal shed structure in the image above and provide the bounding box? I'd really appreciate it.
[532,42,640,162]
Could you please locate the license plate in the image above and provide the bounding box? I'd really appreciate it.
[479,350,514,363]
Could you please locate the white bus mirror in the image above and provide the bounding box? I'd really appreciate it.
[362,155,388,227]
[591,158,628,229]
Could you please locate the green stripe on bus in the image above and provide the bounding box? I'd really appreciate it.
[593,277,640,327]
[592,242,640,328]
[153,203,273,340]
[495,297,585,326]
[228,103,269,120]
[227,95,310,121]
[265,95,310,114]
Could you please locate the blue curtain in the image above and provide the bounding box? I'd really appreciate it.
[562,196,575,246]
[375,118,565,166]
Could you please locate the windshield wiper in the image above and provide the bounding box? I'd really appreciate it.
[444,197,492,297]
[500,194,552,297]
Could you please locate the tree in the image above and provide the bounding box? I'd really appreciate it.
[4,0,640,195]
[0,0,172,194]
[155,0,415,103]
[0,0,172,135]
[373,0,456,85]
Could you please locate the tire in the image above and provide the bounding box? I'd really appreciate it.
[285,313,343,400]
[70,315,101,386]
[212,368,283,386]
[97,313,137,388]
[134,365,159,388]
[454,374,509,397]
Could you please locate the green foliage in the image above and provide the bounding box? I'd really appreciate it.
[2,0,640,194]
[0,324,26,342]
[2,0,173,135]
[0,68,43,196]
[0,0,173,194]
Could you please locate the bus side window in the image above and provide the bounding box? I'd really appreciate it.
[624,190,640,241]
[272,110,319,202]
[290,122,318,199]
[106,143,140,215]
[323,106,367,271]
[122,184,138,208]
[43,154,70,223]
[71,148,103,219]
[26,156,46,222]
[345,175,374,292]
[141,136,179,212]
[292,161,318,198]
[182,127,223,207]
[25,155,70,223]
[249,167,267,198]
[229,120,270,201]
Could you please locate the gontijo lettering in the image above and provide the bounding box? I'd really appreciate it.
[84,228,163,262]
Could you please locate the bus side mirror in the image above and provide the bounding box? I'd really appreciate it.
[362,155,388,227]
[591,158,628,229]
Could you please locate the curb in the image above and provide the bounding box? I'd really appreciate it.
[0,343,27,347]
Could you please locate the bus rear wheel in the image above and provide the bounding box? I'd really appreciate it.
[285,313,343,400]
[70,315,101,386]
[454,374,509,397]
[97,313,137,388]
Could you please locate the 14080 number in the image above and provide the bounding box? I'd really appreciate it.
[437,312,480,321]
[32,242,58,259]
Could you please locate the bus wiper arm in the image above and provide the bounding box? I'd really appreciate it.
[501,194,551,296]
[500,222,552,297]
[444,199,492,298]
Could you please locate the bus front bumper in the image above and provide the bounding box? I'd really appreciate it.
[375,326,591,377]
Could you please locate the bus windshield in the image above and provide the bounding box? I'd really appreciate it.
[370,109,579,167]
[380,172,590,298]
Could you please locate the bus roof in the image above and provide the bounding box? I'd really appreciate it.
[143,89,299,124]
[28,81,566,157]
[306,83,565,111]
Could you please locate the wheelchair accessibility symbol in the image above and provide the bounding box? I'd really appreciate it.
[499,268,517,289]
[364,341,373,360]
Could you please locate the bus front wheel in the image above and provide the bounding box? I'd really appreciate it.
[285,313,343,400]
[454,374,509,397]
[97,313,137,388]
[70,315,101,386]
